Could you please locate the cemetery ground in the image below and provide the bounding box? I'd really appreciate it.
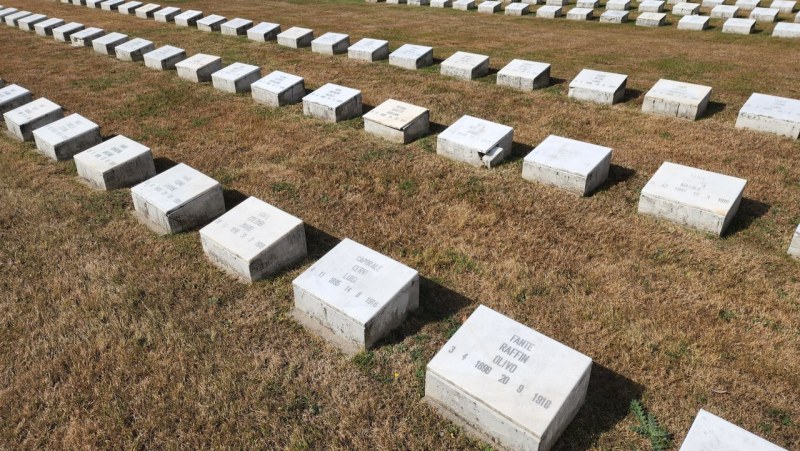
[0,0,799,448]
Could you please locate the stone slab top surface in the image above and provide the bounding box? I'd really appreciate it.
[439,115,513,153]
[647,79,712,105]
[524,135,612,177]
[250,21,280,32]
[176,53,222,69]
[442,51,489,69]
[679,409,787,451]
[740,93,800,122]
[75,135,148,172]
[313,31,349,44]
[570,69,628,94]
[0,84,29,101]
[4,98,60,123]
[116,37,152,51]
[363,99,429,130]
[498,59,551,77]
[349,38,388,51]
[391,44,433,58]
[638,11,668,18]
[602,9,630,16]
[198,14,225,24]
[279,26,313,38]
[642,162,746,215]
[253,71,304,92]
[223,18,253,27]
[145,45,184,58]
[680,15,710,22]
[33,113,97,143]
[304,83,361,109]
[214,62,260,79]
[131,163,219,214]
[93,32,127,44]
[175,10,202,19]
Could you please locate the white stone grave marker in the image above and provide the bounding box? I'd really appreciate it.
[723,16,757,32]
[85,0,105,8]
[577,0,600,7]
[679,410,787,451]
[569,69,627,104]
[497,59,551,91]
[174,10,202,27]
[144,45,187,70]
[0,8,17,21]
[32,113,101,161]
[788,225,800,259]
[176,54,223,82]
[4,98,63,142]
[18,14,47,32]
[735,93,800,138]
[247,22,280,41]
[75,135,156,190]
[220,17,253,36]
[643,79,712,120]
[311,32,351,55]
[115,38,155,62]
[672,2,701,14]
[600,9,630,21]
[197,14,226,32]
[0,84,32,116]
[212,63,261,93]
[639,0,666,11]
[153,6,180,22]
[770,0,796,11]
[348,38,389,61]
[735,0,760,8]
[773,21,800,37]
[71,27,104,47]
[506,2,531,13]
[453,0,477,9]
[93,32,129,56]
[431,0,453,7]
[5,11,31,27]
[389,44,434,69]
[101,0,125,10]
[118,1,143,14]
[478,0,502,12]
[34,18,65,36]
[252,71,305,107]
[409,0,431,6]
[523,135,612,195]
[441,51,489,80]
[568,7,595,19]
[711,5,739,17]
[702,0,724,7]
[537,5,564,17]
[302,83,362,123]
[135,3,160,18]
[363,99,430,143]
[606,0,631,9]
[277,27,314,48]
[637,11,668,25]
[678,14,710,28]
[437,115,513,168]
[750,6,779,20]
[546,0,569,6]
[53,22,84,42]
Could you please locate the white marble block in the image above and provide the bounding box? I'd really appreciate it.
[453,0,477,9]
[478,0,502,12]
[577,0,600,7]
[0,84,32,115]
[153,6,180,22]
[606,0,631,9]
[4,98,63,142]
[441,51,490,80]
[292,238,419,354]
[711,5,740,17]
[546,0,569,5]
[71,0,87,5]
[569,69,627,104]
[220,18,253,35]
[34,18,65,36]
[537,5,564,16]
[409,0,431,5]
[144,45,186,70]
[437,115,514,168]
[115,38,155,61]
[252,71,305,107]
[678,14,710,28]
[643,79,712,120]
[131,163,224,234]
[431,0,454,7]
[568,7,595,19]
[363,99,430,144]
[770,0,796,11]
[212,63,261,93]
[773,22,800,36]
[750,6,779,20]
[600,9,631,21]
[497,59,551,91]
[523,135,612,195]
[247,22,280,41]
[174,10,202,27]
[302,83,362,123]
[788,225,800,259]
[200,197,306,282]
[5,11,31,27]
[32,113,101,161]
[672,2,701,14]
[71,27,105,47]
[638,162,746,236]
[135,3,161,18]
[53,22,84,42]
[389,44,434,69]
[425,305,592,451]
[735,93,800,138]
[176,54,223,82]
[0,9,17,21]
[505,2,532,13]
[197,14,226,32]
[277,27,314,48]
[101,0,124,10]
[735,0,760,8]
[18,14,47,32]
[93,32,128,56]
[311,32,351,55]
[85,0,105,8]
[348,38,390,61]
[637,11,668,24]
[701,0,724,7]
[680,410,787,451]
[75,135,155,190]
[723,16,757,32]
[386,0,407,4]
[118,1,143,14]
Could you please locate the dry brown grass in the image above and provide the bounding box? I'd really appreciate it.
[0,0,798,449]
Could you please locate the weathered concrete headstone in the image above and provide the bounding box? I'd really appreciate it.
[568,69,627,104]
[735,0,760,9]
[523,135,612,195]
[144,45,187,70]
[34,18,65,36]
[770,0,796,12]
[221,18,254,36]
[702,0,725,7]
[546,0,569,6]
[537,5,564,17]
[497,59,551,91]
[70,27,104,47]
[302,83,362,123]
[348,38,389,61]
[74,135,156,190]
[680,410,787,451]
[135,3,161,18]
[32,113,102,161]
[292,238,419,354]
[389,44,434,69]
[643,79,712,120]
[311,32,351,55]
[131,163,224,234]
[441,51,489,80]
[788,225,800,259]
[0,84,32,116]
[118,1,143,14]
[735,93,800,138]
[636,11,668,25]
[174,10,203,27]
[567,7,595,19]
[101,0,125,11]
[200,197,307,282]
[5,11,31,27]
[773,21,800,37]
[723,16,757,32]
[431,0,454,7]
[711,5,739,17]
[505,2,531,13]
[197,14,226,32]
[749,6,779,20]
[639,162,746,236]
[363,99,430,143]
[478,0,502,12]
[437,115,513,168]
[0,8,17,21]
[277,27,314,48]
[600,9,630,21]
[678,14,710,28]
[93,32,129,56]
[672,2,701,14]
[86,0,105,8]
[251,71,305,107]
[71,0,87,5]
[212,63,261,93]
[17,14,47,32]
[577,0,600,8]
[606,0,631,9]
[453,0,477,9]
[115,38,155,62]
[4,98,63,142]
[425,305,592,451]
[153,6,180,22]
[409,0,431,6]
[176,53,223,82]
[247,22,280,41]
[386,0,408,4]
[53,22,84,42]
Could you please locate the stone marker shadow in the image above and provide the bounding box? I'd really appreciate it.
[153,156,179,173]
[590,164,636,196]
[505,140,533,163]
[621,88,644,104]
[700,101,726,119]
[549,77,569,87]
[724,197,770,237]
[303,223,342,261]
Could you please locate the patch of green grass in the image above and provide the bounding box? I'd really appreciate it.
[399,179,417,196]
[630,400,673,451]
[718,309,735,322]
[271,182,297,196]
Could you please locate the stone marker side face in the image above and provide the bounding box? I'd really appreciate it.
[53,22,84,41]
[32,113,102,161]
[437,115,514,168]
[302,84,363,123]
[4,98,64,142]
[277,27,314,48]
[176,54,223,82]
[568,69,627,104]
[389,45,434,69]
[247,22,281,41]
[174,10,203,27]
[642,79,713,120]
[116,38,156,62]
[363,99,430,144]
[71,27,105,47]
[441,51,490,80]
[35,18,65,36]
[74,135,156,190]
[220,18,254,36]
[154,6,180,22]
[522,135,613,195]
[212,63,262,93]
[144,46,187,70]
[251,71,306,107]
[348,38,390,61]
[679,410,787,451]
[0,85,33,115]
[497,59,551,91]
[136,4,161,18]
[735,93,800,138]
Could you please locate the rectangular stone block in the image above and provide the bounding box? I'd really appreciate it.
[680,410,786,451]
[93,32,128,56]
[32,113,101,161]
[18,14,47,31]
[4,98,63,142]
[101,0,125,11]
[672,2,701,14]
[5,11,31,27]
[176,54,223,82]
[348,38,389,61]
[678,14,710,28]
[302,83,362,123]
[53,22,84,42]
[71,27,104,47]
[537,5,564,16]
[523,135,612,195]
[437,115,513,168]
[386,0,407,4]
[143,45,186,70]
[735,93,800,138]
[702,0,724,7]
[292,238,419,354]
[200,197,307,282]
[389,44,434,69]
[197,15,226,32]
[789,225,800,259]
[497,59,551,90]
[277,27,314,48]
[409,0,430,5]
[118,1,143,14]
[638,162,746,236]
[174,10,202,27]
[363,99,430,144]
[505,2,532,13]
[567,7,594,18]
[85,0,105,8]
[212,63,261,93]
[0,85,32,115]
[75,135,156,190]
[576,0,600,7]
[131,163,224,234]
[568,69,627,104]
[71,0,87,5]
[600,9,630,21]
[220,18,254,36]
[750,6,779,20]
[643,79,712,120]
[478,0,502,12]
[311,32,351,55]
[135,3,161,18]
[153,6,180,22]
[34,18,65,36]
[636,11,668,25]
[425,305,592,451]
[431,0,454,7]
[453,0,477,9]
[115,38,155,62]
[0,9,17,21]
[723,16,757,32]
[770,0,796,11]
[251,71,305,107]
[735,0,760,7]
[441,51,489,80]
[606,0,631,9]
[546,0,569,5]
[247,22,280,41]
[711,5,739,17]
[773,21,800,37]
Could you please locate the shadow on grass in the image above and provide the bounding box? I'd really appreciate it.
[621,88,644,104]
[153,156,179,173]
[222,187,248,210]
[702,101,727,119]
[724,197,771,237]
[550,77,569,87]
[591,164,636,195]
[304,223,342,260]
[505,140,533,163]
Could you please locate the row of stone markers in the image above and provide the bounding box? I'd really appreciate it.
[0,79,793,451]
[374,0,800,36]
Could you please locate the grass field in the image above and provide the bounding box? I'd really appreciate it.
[0,0,799,448]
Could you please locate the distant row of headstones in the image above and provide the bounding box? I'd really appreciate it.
[370,0,800,35]
[0,5,797,450]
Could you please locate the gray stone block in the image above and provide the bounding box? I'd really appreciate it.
[537,5,564,17]
[251,71,305,107]
[115,38,155,62]
[220,18,253,36]
[247,22,281,41]
[441,51,489,80]
[672,2,701,14]
[453,0,477,9]
[0,8,18,21]
[101,0,125,11]
[567,7,595,19]
[431,0,453,7]
[5,11,31,27]
[735,93,800,138]
[636,11,668,25]
[363,99,430,144]
[153,6,180,22]
[437,115,513,168]
[33,113,102,161]
[749,6,779,20]
[600,9,630,21]
[197,15,226,32]
[723,16,757,32]
[277,27,314,48]
[522,135,612,195]
[348,38,389,61]
[34,18,65,36]
[302,83,362,123]
[638,0,664,10]
[174,10,202,27]
[176,53,223,82]
[53,22,84,42]
[735,0,760,9]
[569,69,627,104]
[17,14,46,31]
[642,79,712,120]
[0,84,33,116]
[770,0,796,12]
[92,32,129,56]
[478,0,502,12]
[135,3,161,18]
[211,63,261,93]
[773,22,800,37]
[678,14,710,29]
[117,1,143,14]
[311,32,350,55]
[606,0,631,9]
[144,45,187,70]
[389,44,434,69]
[711,5,739,17]
[4,98,63,142]
[75,135,156,190]
[680,410,786,451]
[70,27,105,47]
[505,2,531,13]
[497,59,551,91]
[789,225,800,259]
